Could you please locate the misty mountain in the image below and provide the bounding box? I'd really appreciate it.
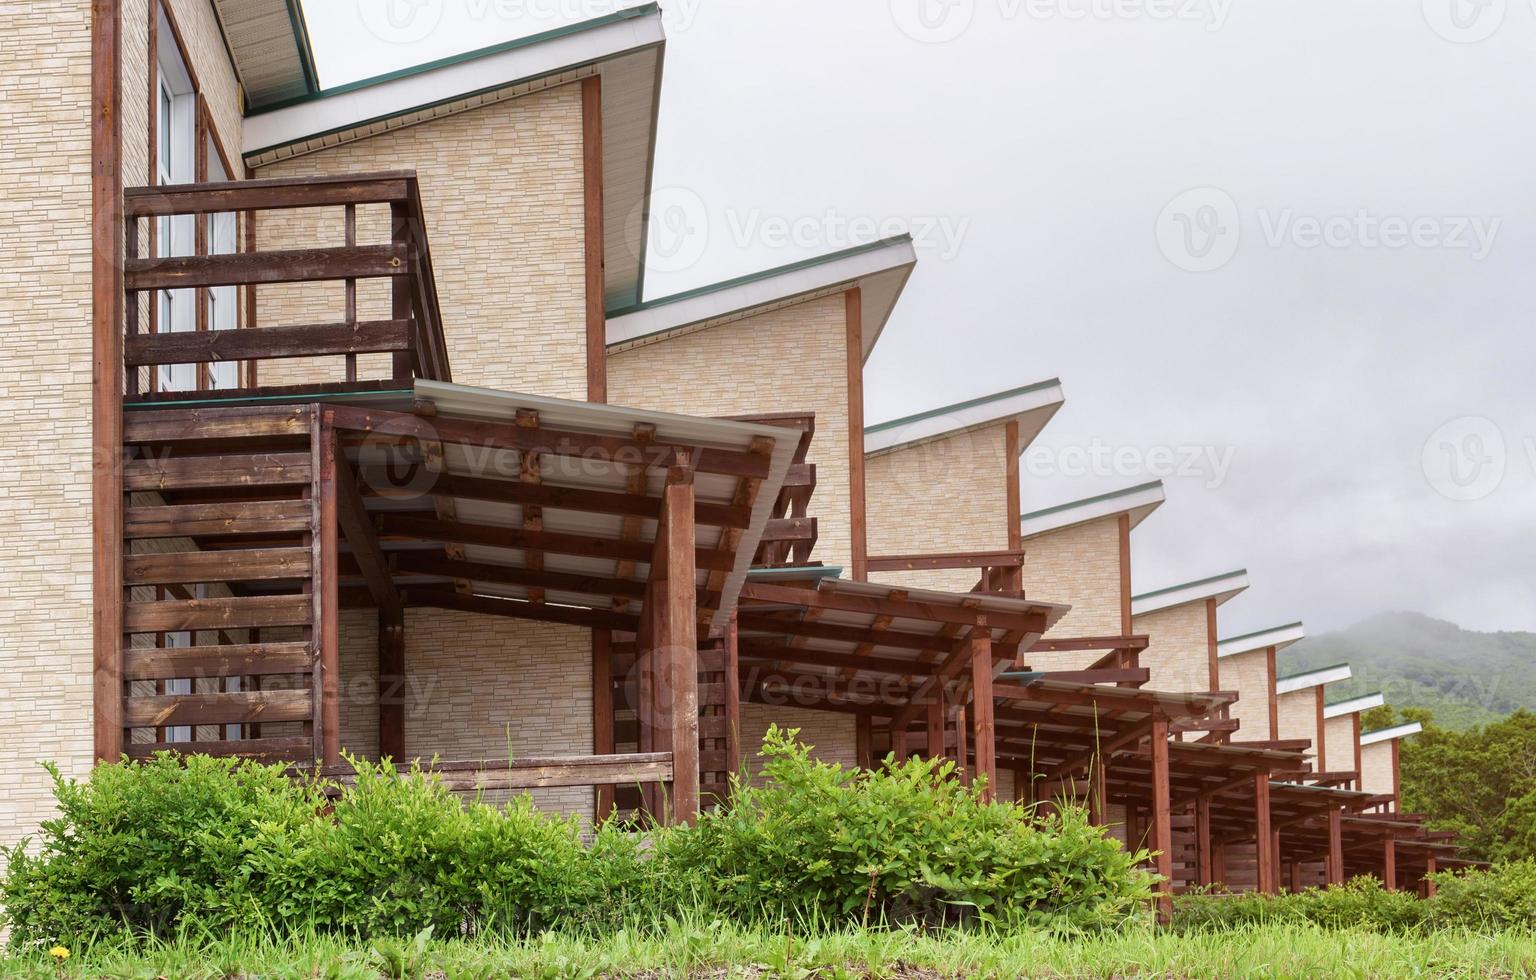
[1282,612,1536,731]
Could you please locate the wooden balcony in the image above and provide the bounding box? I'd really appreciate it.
[122,171,450,401]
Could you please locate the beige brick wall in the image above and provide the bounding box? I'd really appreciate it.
[1359,740,1397,799]
[865,423,1012,594]
[1323,715,1357,774]
[1018,518,1123,672]
[254,83,587,397]
[337,610,594,819]
[1220,650,1273,743]
[0,0,97,859]
[611,294,854,766]
[1132,602,1213,694]
[1275,688,1319,764]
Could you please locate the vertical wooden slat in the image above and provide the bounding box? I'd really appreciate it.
[1117,513,1132,636]
[1383,835,1397,890]
[1326,806,1344,885]
[1205,597,1220,691]
[855,714,873,770]
[1254,773,1275,894]
[845,286,867,581]
[390,200,413,381]
[969,625,996,801]
[94,0,126,763]
[592,628,615,821]
[1353,714,1363,790]
[344,203,357,382]
[315,413,340,765]
[1150,717,1173,924]
[1425,853,1438,897]
[1004,420,1022,593]
[954,706,969,786]
[1195,797,1213,886]
[1314,687,1328,771]
[662,470,699,825]
[1265,645,1280,741]
[581,74,607,403]
[724,615,741,776]
[925,695,945,760]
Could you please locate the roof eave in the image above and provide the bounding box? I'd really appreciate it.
[1017,481,1167,541]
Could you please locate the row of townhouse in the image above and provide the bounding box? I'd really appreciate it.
[2,0,1459,918]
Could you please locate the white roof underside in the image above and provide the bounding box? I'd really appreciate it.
[240,9,664,310]
[387,380,797,635]
[1360,722,1423,746]
[1217,622,1307,659]
[1131,570,1250,618]
[1276,664,1352,695]
[1018,482,1166,540]
[863,381,1065,458]
[605,238,918,360]
[211,0,315,109]
[1324,692,1386,719]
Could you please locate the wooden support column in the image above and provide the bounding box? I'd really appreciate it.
[315,415,340,766]
[855,713,873,770]
[1288,861,1302,894]
[1150,717,1174,924]
[1254,772,1276,894]
[1424,853,1437,897]
[926,694,945,761]
[1004,420,1023,593]
[1195,797,1214,887]
[1204,598,1220,691]
[92,0,125,763]
[969,624,996,801]
[1265,645,1280,741]
[659,466,699,824]
[581,74,606,403]
[378,606,405,761]
[1271,830,1283,892]
[1118,514,1132,636]
[592,628,615,821]
[1326,806,1344,885]
[954,706,969,785]
[725,614,741,774]
[845,287,867,581]
[1383,835,1397,890]
[1212,840,1227,887]
[1315,688,1328,772]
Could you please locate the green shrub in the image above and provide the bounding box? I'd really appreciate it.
[1173,877,1425,934]
[654,726,1154,930]
[2,731,1154,948]
[1427,860,1536,930]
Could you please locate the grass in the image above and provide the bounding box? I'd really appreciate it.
[4,920,1536,979]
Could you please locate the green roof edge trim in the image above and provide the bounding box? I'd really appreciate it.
[1277,661,1350,683]
[605,234,914,320]
[865,378,1063,436]
[1221,622,1306,646]
[285,0,321,97]
[1361,723,1420,738]
[248,3,660,117]
[1019,480,1165,523]
[1132,568,1249,603]
[747,566,844,579]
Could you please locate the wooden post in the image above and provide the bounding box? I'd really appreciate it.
[1117,513,1132,636]
[1150,717,1174,924]
[592,629,615,821]
[855,713,873,770]
[954,706,969,785]
[969,625,996,801]
[1254,773,1275,894]
[1004,420,1023,593]
[1204,598,1219,691]
[1326,806,1344,886]
[1271,830,1283,893]
[845,287,867,581]
[1424,853,1437,897]
[389,201,414,381]
[1195,798,1213,887]
[581,74,606,403]
[1288,861,1301,894]
[660,468,699,824]
[1265,646,1280,741]
[926,694,945,761]
[1383,835,1397,890]
[315,414,340,766]
[725,614,741,775]
[92,0,125,763]
[378,606,406,761]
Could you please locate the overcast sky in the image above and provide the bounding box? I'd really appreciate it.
[308,1,1535,636]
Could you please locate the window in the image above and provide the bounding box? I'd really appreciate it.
[155,8,197,392]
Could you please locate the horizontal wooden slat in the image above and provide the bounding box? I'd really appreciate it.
[125,405,314,443]
[125,499,314,539]
[125,547,311,585]
[406,590,638,632]
[123,642,313,680]
[433,758,673,792]
[123,736,316,761]
[125,594,312,633]
[126,245,406,291]
[614,715,730,742]
[761,517,816,541]
[381,514,737,573]
[123,453,312,491]
[123,689,312,728]
[126,320,412,366]
[124,175,411,216]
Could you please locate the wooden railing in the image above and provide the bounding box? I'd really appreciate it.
[122,171,450,397]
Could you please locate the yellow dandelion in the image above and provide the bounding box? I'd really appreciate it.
[48,946,70,961]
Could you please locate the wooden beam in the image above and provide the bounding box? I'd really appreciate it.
[592,628,615,821]
[389,554,668,604]
[740,580,1045,634]
[123,174,411,216]
[970,626,996,801]
[1255,771,1276,894]
[1196,797,1214,887]
[93,0,125,763]
[379,514,737,573]
[123,689,312,728]
[124,594,310,633]
[865,549,1028,573]
[846,287,867,580]
[123,642,311,681]
[123,453,312,491]
[582,74,606,403]
[406,589,639,632]
[1118,513,1132,636]
[333,440,401,617]
[125,319,411,366]
[1150,717,1174,924]
[926,695,945,760]
[1005,420,1023,593]
[124,547,309,586]
[125,244,407,291]
[1205,597,1220,691]
[1383,834,1397,890]
[1266,645,1280,741]
[1315,687,1328,772]
[317,418,341,767]
[1327,806,1344,885]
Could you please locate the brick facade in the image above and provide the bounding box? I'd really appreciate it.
[1132,602,1214,694]
[1359,740,1397,799]
[1274,688,1320,763]
[1220,649,1274,743]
